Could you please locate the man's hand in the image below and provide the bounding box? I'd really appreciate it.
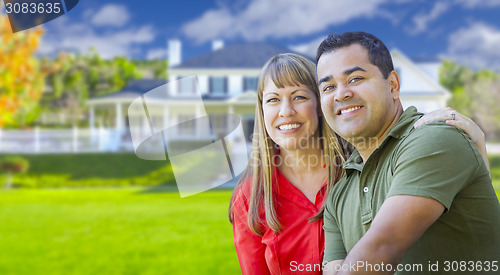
[338,195,444,274]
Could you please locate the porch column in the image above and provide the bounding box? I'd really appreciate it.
[228,105,234,141]
[196,104,202,138]
[163,104,169,143]
[143,114,150,136]
[89,105,95,137]
[115,103,123,130]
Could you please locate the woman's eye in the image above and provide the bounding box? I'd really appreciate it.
[294,95,307,100]
[266,98,278,103]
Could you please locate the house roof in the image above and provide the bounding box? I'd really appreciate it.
[93,79,167,99]
[87,78,256,105]
[171,42,311,69]
[391,49,451,98]
[87,79,168,105]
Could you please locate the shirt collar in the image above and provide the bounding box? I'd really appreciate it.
[342,106,423,173]
[386,106,423,140]
[272,149,327,210]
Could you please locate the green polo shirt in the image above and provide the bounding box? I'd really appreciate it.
[324,107,500,273]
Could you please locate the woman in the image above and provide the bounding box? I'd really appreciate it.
[229,53,488,275]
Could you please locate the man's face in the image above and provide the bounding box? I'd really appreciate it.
[316,43,400,142]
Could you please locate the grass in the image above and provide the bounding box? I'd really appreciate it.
[1,152,228,189]
[490,155,500,190]
[0,154,498,275]
[0,188,241,275]
[0,154,175,188]
[17,153,167,179]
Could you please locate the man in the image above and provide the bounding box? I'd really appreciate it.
[316,32,500,274]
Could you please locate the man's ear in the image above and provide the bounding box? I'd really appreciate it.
[389,70,401,101]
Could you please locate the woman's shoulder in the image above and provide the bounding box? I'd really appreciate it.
[233,175,254,206]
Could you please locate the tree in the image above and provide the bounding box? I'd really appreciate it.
[0,14,45,127]
[0,156,29,189]
[40,50,142,125]
[440,60,500,140]
[133,59,168,79]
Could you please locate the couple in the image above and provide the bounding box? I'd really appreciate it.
[230,32,500,274]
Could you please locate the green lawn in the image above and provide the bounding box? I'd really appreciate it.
[0,154,499,275]
[1,153,175,188]
[0,188,241,275]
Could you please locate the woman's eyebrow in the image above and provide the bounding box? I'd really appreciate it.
[263,92,279,97]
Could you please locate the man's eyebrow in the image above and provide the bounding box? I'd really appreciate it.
[344,66,366,75]
[317,66,366,86]
[318,75,332,86]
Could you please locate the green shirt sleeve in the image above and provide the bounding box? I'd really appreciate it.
[323,192,347,262]
[387,122,486,210]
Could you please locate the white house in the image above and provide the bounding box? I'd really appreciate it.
[165,39,309,141]
[107,40,451,146]
[392,50,451,112]
[84,40,451,151]
[0,40,451,153]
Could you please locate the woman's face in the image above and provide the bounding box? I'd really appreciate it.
[262,77,320,151]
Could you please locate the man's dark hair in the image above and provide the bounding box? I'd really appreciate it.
[316,32,394,79]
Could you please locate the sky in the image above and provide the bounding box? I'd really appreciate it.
[5,0,500,71]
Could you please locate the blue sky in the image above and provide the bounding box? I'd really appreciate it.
[10,0,500,70]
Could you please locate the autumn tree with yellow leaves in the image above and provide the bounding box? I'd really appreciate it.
[0,14,45,127]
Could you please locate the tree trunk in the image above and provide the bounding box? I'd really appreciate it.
[3,173,13,189]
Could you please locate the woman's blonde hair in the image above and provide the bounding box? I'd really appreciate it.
[229,53,350,236]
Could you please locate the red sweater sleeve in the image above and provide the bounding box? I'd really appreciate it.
[232,182,271,275]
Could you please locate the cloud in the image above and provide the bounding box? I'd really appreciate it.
[454,0,500,8]
[91,4,130,27]
[146,48,168,60]
[38,16,155,59]
[444,22,500,71]
[408,2,449,34]
[182,0,387,43]
[289,36,326,59]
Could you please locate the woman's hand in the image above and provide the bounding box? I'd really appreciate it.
[414,107,490,172]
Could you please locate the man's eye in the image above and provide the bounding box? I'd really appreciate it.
[323,85,335,92]
[349,77,362,83]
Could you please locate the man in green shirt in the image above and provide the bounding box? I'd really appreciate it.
[316,31,500,274]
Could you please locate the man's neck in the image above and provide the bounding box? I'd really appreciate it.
[354,105,403,162]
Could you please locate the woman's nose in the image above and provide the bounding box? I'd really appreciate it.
[279,100,296,117]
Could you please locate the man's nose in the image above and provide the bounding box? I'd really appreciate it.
[334,85,353,102]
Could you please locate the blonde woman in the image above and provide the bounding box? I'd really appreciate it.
[229,53,488,275]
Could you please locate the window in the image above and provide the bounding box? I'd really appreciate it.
[178,114,196,136]
[210,77,227,94]
[243,77,258,91]
[178,77,195,94]
[210,113,227,137]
